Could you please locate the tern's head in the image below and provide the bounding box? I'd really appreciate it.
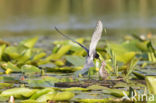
[94,53,99,59]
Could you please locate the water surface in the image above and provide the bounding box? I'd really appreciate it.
[0,0,156,40]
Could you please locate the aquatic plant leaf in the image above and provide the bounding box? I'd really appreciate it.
[46,45,71,60]
[0,83,13,89]
[125,57,138,79]
[109,43,136,64]
[78,98,112,103]
[36,92,74,102]
[117,52,136,64]
[16,49,32,64]
[0,95,9,102]
[65,55,85,66]
[4,46,20,59]
[62,87,89,91]
[1,62,20,72]
[122,40,141,52]
[47,66,81,72]
[39,63,56,68]
[146,76,156,94]
[113,82,128,88]
[30,88,55,99]
[132,71,145,79]
[28,79,55,87]
[21,65,41,74]
[136,41,149,52]
[54,59,65,66]
[0,45,6,60]
[27,76,61,87]
[21,100,37,103]
[20,37,38,48]
[1,88,37,98]
[32,52,46,61]
[109,89,128,97]
[87,85,110,91]
[0,76,19,83]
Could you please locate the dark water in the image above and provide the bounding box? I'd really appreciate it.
[0,0,156,39]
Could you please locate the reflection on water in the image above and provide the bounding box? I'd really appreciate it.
[0,0,156,38]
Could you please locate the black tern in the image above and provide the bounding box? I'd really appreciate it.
[55,20,103,77]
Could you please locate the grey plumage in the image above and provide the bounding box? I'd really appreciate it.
[55,20,103,77]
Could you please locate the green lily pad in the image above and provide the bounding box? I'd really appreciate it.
[36,92,74,102]
[21,65,41,74]
[27,79,54,88]
[1,62,20,72]
[30,88,55,99]
[21,100,38,103]
[1,88,37,98]
[87,85,110,91]
[78,98,112,103]
[62,87,89,91]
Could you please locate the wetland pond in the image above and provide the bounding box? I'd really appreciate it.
[0,0,156,103]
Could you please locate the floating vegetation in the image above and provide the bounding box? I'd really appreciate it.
[0,22,156,102]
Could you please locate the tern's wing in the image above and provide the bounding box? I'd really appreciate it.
[55,27,89,55]
[89,20,103,57]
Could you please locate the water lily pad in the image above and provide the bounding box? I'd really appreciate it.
[21,65,41,74]
[27,79,55,88]
[62,87,89,91]
[78,98,112,103]
[36,92,74,102]
[1,88,37,98]
[30,88,55,99]
[87,85,110,91]
[1,62,20,72]
[21,100,37,103]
